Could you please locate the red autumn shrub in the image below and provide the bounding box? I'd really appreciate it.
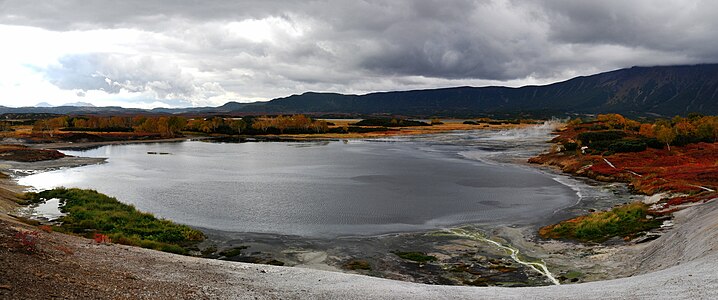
[15,230,40,253]
[93,233,111,244]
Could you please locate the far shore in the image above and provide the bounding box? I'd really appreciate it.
[14,120,530,151]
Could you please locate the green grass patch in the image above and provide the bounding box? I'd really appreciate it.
[25,188,205,254]
[265,259,285,266]
[563,270,583,279]
[344,259,372,270]
[219,246,249,257]
[392,251,437,263]
[539,202,661,243]
[15,192,45,205]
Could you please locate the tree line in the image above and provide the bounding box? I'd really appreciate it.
[570,113,718,152]
[32,114,330,137]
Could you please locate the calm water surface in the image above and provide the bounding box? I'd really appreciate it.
[20,125,577,237]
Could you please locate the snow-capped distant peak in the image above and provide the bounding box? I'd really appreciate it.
[61,102,96,107]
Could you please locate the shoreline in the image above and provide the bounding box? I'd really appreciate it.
[4,124,646,285]
[29,136,198,151]
[25,121,528,151]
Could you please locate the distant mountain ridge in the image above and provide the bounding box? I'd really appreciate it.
[4,64,718,117]
[34,102,54,107]
[233,64,718,117]
[61,102,96,107]
[33,102,96,108]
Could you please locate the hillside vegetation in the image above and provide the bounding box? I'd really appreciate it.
[533,113,718,242]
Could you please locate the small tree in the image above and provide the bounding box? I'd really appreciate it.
[638,123,655,138]
[567,118,583,126]
[655,125,676,151]
[230,119,247,134]
[597,114,627,129]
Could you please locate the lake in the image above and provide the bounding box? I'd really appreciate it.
[19,124,578,237]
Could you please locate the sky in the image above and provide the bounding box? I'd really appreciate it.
[1,0,717,109]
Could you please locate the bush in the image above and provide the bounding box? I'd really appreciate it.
[219,246,249,257]
[563,142,578,151]
[577,130,627,145]
[608,139,647,153]
[392,251,437,263]
[15,230,40,253]
[588,124,609,130]
[583,136,647,153]
[641,138,664,149]
[344,259,372,270]
[673,134,704,146]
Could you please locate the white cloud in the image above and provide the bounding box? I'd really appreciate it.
[0,0,717,108]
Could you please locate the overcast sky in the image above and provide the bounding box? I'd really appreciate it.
[1,0,717,108]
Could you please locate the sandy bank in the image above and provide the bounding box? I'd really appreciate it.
[0,157,106,175]
[29,137,194,151]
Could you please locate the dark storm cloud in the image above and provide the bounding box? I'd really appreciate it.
[0,0,290,30]
[2,0,717,105]
[538,0,718,57]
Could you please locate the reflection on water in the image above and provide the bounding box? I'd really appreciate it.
[19,124,578,237]
[21,198,64,221]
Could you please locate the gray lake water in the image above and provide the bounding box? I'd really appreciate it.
[19,124,578,237]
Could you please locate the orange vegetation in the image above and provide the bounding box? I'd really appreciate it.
[530,120,718,212]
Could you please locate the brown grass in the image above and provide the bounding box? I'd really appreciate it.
[283,122,530,140]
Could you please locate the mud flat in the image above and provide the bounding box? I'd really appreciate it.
[0,156,106,175]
